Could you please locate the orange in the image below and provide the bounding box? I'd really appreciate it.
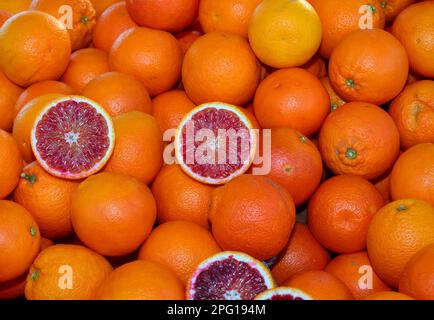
[13,162,79,239]
[0,130,23,199]
[71,172,157,257]
[96,260,185,300]
[319,102,400,180]
[199,0,262,38]
[14,81,75,116]
[325,252,391,299]
[0,0,31,14]
[390,144,434,207]
[308,175,385,254]
[262,128,323,205]
[0,10,11,27]
[0,201,40,282]
[126,0,199,33]
[392,1,434,78]
[308,0,386,58]
[389,81,434,150]
[320,77,346,112]
[92,2,137,53]
[82,72,151,117]
[90,0,122,16]
[301,54,327,78]
[109,27,183,96]
[30,0,96,51]
[151,90,196,133]
[399,243,434,300]
[248,0,321,68]
[367,198,434,287]
[381,0,416,21]
[271,223,330,285]
[0,11,71,87]
[138,221,221,285]
[253,68,330,137]
[151,165,214,228]
[182,32,261,105]
[363,291,414,300]
[329,29,409,105]
[13,94,63,163]
[374,173,391,204]
[25,244,112,300]
[209,175,296,260]
[104,112,163,184]
[284,270,354,300]
[0,71,22,132]
[176,30,202,56]
[61,48,110,93]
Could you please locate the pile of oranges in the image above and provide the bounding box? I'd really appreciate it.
[0,0,433,300]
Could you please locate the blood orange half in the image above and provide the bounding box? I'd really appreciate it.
[174,102,257,185]
[30,96,115,180]
[187,251,275,300]
[255,287,313,300]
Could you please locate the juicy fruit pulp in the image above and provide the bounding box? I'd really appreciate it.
[31,96,114,180]
[187,252,275,300]
[255,287,313,300]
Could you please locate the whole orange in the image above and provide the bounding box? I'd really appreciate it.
[199,0,262,38]
[380,0,416,21]
[0,11,71,87]
[126,0,199,33]
[329,29,408,105]
[253,68,330,136]
[30,0,96,51]
[138,221,221,285]
[0,130,23,199]
[61,48,110,93]
[0,71,22,132]
[13,162,79,239]
[92,2,137,53]
[25,244,112,300]
[271,223,330,285]
[71,172,157,257]
[390,143,434,207]
[96,260,185,300]
[367,198,434,287]
[209,175,296,260]
[389,80,434,149]
[151,165,214,228]
[103,112,163,184]
[319,102,400,180]
[0,201,40,282]
[109,27,183,96]
[363,291,414,300]
[320,77,346,112]
[308,175,384,254]
[392,1,434,78]
[182,32,261,105]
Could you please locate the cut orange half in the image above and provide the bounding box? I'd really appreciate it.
[255,287,313,300]
[31,96,115,180]
[174,102,257,185]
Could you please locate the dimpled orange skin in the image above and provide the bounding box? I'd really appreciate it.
[13,162,80,239]
[30,0,97,51]
[363,291,414,300]
[182,32,261,106]
[325,252,391,299]
[367,199,434,288]
[392,1,434,78]
[329,29,409,105]
[0,201,41,282]
[96,260,185,300]
[25,244,112,300]
[0,130,23,199]
[390,143,434,207]
[308,0,386,58]
[90,0,122,16]
[71,172,157,257]
[0,71,22,132]
[152,165,214,228]
[138,221,221,285]
[104,112,163,184]
[319,102,400,180]
[253,68,330,137]
[271,223,331,285]
[109,27,183,97]
[389,81,434,150]
[209,175,296,261]
[0,11,71,87]
[308,175,385,254]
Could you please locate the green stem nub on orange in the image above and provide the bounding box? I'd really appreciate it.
[32,270,40,282]
[29,225,37,237]
[81,16,89,25]
[368,4,377,13]
[345,148,358,160]
[345,79,355,88]
[299,135,307,144]
[380,2,387,9]
[21,172,37,184]
[397,204,408,212]
[331,103,338,111]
